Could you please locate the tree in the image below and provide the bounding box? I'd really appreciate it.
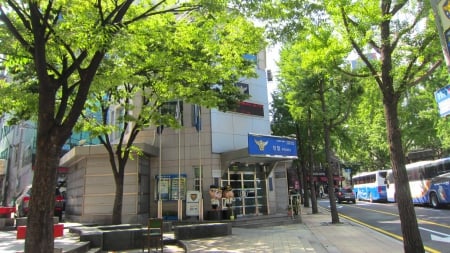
[0,1,227,252]
[78,11,265,224]
[271,91,312,208]
[278,38,362,222]
[340,64,448,170]
[338,80,391,170]
[317,1,442,251]
[242,0,442,250]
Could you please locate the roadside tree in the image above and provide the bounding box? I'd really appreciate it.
[278,29,362,222]
[0,1,232,252]
[280,1,441,251]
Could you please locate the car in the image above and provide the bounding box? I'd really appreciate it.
[15,185,65,221]
[335,187,356,204]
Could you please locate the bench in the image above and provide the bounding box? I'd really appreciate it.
[71,224,145,251]
[174,222,231,240]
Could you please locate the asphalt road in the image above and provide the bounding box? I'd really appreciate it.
[318,199,450,253]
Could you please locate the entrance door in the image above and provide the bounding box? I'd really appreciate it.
[222,170,264,217]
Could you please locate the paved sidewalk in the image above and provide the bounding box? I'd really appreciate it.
[180,209,404,253]
[0,208,405,253]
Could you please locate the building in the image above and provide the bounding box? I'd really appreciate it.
[57,50,297,224]
[0,50,297,225]
[0,120,36,206]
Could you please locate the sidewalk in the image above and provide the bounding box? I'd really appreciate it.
[180,208,404,253]
[0,207,404,253]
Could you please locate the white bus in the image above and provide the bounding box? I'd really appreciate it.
[386,158,450,208]
[352,170,388,202]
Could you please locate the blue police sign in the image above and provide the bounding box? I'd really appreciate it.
[248,133,298,158]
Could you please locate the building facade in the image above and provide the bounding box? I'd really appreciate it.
[1,50,296,225]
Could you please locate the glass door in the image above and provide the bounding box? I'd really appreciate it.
[222,169,264,217]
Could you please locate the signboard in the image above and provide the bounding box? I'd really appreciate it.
[434,85,450,117]
[431,0,450,67]
[186,190,201,216]
[235,101,264,117]
[155,174,186,201]
[248,133,298,158]
[170,177,186,200]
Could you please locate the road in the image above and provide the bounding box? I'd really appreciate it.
[318,199,450,253]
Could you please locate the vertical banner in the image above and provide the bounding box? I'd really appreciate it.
[431,0,450,69]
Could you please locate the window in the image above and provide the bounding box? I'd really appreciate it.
[161,101,183,126]
[107,107,128,141]
[193,166,203,191]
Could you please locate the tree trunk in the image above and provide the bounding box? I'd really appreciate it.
[324,124,339,224]
[317,80,339,223]
[24,139,61,252]
[295,123,308,206]
[307,108,317,213]
[384,98,424,252]
[112,173,124,225]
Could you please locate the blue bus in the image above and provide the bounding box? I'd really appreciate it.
[386,158,450,208]
[352,170,388,202]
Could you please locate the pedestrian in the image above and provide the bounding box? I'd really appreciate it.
[319,185,324,199]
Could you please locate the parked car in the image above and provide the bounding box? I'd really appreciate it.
[335,187,356,204]
[15,185,65,221]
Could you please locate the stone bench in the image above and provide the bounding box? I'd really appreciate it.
[70,224,145,251]
[102,227,144,251]
[174,222,231,240]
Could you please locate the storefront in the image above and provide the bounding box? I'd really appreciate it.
[222,164,266,217]
[218,133,298,217]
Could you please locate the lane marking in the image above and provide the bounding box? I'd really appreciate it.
[419,227,450,243]
[347,205,450,229]
[339,213,441,253]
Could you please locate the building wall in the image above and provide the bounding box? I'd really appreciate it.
[61,145,144,224]
[146,105,223,218]
[270,162,290,214]
[0,121,36,206]
[211,67,271,153]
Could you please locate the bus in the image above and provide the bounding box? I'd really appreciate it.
[386,157,450,208]
[352,170,388,202]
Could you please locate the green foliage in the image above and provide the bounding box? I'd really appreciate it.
[255,0,445,172]
[79,8,265,142]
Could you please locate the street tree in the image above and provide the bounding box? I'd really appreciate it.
[337,80,391,170]
[271,91,313,208]
[326,0,442,252]
[315,1,442,251]
[78,11,265,224]
[278,29,362,222]
[0,1,231,252]
[237,1,444,250]
[241,1,442,250]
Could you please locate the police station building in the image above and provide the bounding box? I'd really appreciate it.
[58,51,298,224]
